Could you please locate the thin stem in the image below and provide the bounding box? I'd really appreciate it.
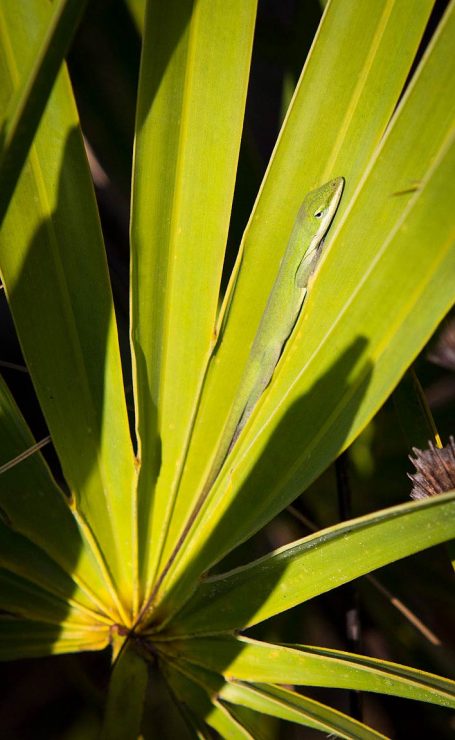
[335,451,363,722]
[285,503,442,645]
[0,435,51,475]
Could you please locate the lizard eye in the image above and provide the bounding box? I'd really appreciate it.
[314,209,324,218]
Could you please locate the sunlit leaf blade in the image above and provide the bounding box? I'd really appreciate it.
[160,635,455,709]
[204,72,455,569]
[158,0,436,574]
[220,682,387,739]
[124,0,145,34]
[130,0,257,596]
[165,492,455,635]
[101,644,148,740]
[0,617,110,660]
[0,569,110,627]
[0,522,114,621]
[0,375,117,614]
[0,0,137,614]
[200,702,254,740]
[0,0,88,226]
[164,662,254,739]
[153,3,455,616]
[165,657,386,739]
[214,703,267,740]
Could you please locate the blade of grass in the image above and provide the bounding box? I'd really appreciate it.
[161,635,455,709]
[165,657,386,739]
[158,0,436,577]
[0,375,117,617]
[152,6,455,617]
[0,617,110,660]
[0,1,138,616]
[101,644,149,740]
[220,681,387,739]
[164,491,455,635]
[0,569,112,627]
[0,520,116,621]
[130,0,257,596]
[0,0,88,225]
[163,662,254,739]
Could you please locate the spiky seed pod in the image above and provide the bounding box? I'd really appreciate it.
[408,436,455,500]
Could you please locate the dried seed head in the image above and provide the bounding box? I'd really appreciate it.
[408,436,455,500]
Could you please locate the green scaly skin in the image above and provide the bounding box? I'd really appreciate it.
[145,178,344,613]
[211,176,345,484]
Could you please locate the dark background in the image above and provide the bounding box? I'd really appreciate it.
[1,1,453,737]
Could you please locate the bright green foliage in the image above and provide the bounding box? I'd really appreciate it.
[197,178,345,514]
[0,0,88,226]
[0,0,454,738]
[0,0,138,616]
[130,0,258,598]
[101,643,149,740]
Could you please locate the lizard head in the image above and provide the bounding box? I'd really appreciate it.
[302,176,345,236]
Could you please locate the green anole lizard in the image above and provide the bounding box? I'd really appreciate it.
[143,177,344,615]
[205,176,345,490]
